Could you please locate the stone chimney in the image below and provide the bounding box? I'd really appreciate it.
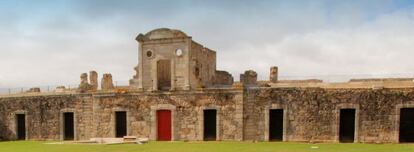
[27,87,41,93]
[129,65,139,86]
[78,73,92,92]
[80,73,88,85]
[55,86,66,93]
[270,66,278,83]
[89,71,98,90]
[101,73,114,90]
[240,70,257,85]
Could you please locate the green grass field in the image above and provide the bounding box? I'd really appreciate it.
[0,141,413,152]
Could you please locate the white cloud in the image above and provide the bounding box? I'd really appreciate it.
[219,7,414,82]
[1,1,414,88]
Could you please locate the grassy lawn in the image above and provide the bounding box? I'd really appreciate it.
[0,141,413,152]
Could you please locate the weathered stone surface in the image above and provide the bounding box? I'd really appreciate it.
[270,66,278,83]
[101,74,114,90]
[1,87,413,143]
[129,28,231,91]
[242,88,414,143]
[240,70,257,85]
[89,71,98,91]
[80,73,88,85]
[213,70,234,86]
[78,73,92,92]
[0,90,243,141]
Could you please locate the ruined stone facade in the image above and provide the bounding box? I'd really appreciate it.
[129,28,227,91]
[1,28,414,143]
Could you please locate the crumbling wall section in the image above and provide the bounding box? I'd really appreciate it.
[213,70,234,86]
[190,41,217,88]
[240,70,257,86]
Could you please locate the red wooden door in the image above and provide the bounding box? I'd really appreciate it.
[157,110,172,141]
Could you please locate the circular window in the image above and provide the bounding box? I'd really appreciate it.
[175,49,183,56]
[146,50,153,58]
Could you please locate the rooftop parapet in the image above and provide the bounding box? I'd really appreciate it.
[269,78,414,89]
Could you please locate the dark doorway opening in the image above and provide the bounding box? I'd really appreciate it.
[157,60,171,90]
[63,112,74,140]
[399,108,414,143]
[157,110,172,141]
[16,114,26,140]
[339,109,356,143]
[269,109,283,141]
[115,111,127,138]
[204,109,217,141]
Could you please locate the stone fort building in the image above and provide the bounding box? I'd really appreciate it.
[1,28,414,143]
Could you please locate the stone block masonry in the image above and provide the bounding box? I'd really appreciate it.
[89,71,98,91]
[243,87,414,143]
[1,87,414,143]
[0,89,244,141]
[101,74,114,90]
[240,70,257,86]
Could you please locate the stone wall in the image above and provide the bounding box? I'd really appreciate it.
[1,87,414,143]
[139,37,190,91]
[243,87,414,143]
[240,70,257,86]
[190,41,216,88]
[213,70,234,86]
[0,95,94,140]
[0,89,244,141]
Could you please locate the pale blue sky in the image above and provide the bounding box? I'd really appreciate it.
[1,0,414,88]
